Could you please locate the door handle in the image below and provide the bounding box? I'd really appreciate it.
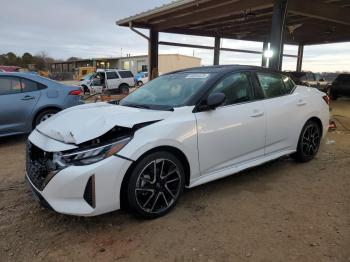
[21,95,35,101]
[250,110,264,118]
[297,99,306,106]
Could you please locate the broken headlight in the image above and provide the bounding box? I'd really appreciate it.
[56,137,132,166]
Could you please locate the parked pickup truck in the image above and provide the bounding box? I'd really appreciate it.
[81,69,134,94]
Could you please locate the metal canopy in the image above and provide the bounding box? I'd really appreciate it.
[117,0,350,45]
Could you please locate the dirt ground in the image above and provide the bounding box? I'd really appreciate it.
[0,99,349,262]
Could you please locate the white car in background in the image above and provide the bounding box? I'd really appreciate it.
[81,69,134,94]
[26,65,329,219]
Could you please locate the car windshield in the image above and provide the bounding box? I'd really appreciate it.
[120,72,212,110]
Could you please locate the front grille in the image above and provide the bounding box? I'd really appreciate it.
[26,141,56,191]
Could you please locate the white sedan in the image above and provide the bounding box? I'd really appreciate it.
[26,65,329,218]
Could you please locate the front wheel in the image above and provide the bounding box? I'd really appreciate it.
[291,120,321,162]
[34,109,59,127]
[127,151,185,219]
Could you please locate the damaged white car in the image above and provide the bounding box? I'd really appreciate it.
[26,65,329,218]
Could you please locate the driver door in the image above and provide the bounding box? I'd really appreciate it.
[195,72,266,175]
[90,73,104,93]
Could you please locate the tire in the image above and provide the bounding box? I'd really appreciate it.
[119,84,129,94]
[34,109,59,127]
[291,120,321,162]
[137,81,143,87]
[127,151,185,219]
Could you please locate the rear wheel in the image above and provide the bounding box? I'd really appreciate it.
[137,81,143,87]
[291,120,321,162]
[127,151,185,219]
[34,109,59,127]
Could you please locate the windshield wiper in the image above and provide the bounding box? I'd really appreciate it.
[124,103,150,109]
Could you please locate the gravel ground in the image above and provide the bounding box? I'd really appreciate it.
[0,99,349,262]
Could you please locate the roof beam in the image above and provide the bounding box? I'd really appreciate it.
[288,0,350,26]
[154,0,273,31]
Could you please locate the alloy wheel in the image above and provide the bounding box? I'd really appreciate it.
[40,113,55,123]
[301,123,320,157]
[135,159,182,214]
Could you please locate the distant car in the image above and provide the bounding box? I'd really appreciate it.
[285,71,328,92]
[134,71,149,86]
[328,74,350,100]
[0,72,82,137]
[81,69,134,94]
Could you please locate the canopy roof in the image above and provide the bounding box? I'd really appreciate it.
[117,0,350,45]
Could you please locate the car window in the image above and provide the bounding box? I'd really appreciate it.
[21,78,41,92]
[106,71,119,79]
[0,77,21,95]
[209,72,252,106]
[282,75,295,93]
[257,73,289,98]
[118,71,134,78]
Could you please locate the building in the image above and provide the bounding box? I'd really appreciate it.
[117,0,350,79]
[49,54,201,75]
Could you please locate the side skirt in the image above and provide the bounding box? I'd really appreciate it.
[188,149,295,188]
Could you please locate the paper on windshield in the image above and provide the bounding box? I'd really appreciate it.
[185,73,209,79]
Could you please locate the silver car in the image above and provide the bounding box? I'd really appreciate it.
[0,72,82,137]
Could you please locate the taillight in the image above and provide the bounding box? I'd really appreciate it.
[322,95,330,105]
[69,90,81,96]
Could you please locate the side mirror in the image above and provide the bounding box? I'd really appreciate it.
[207,93,226,108]
[92,79,101,86]
[197,93,226,111]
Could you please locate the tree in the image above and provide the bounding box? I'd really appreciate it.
[67,56,81,62]
[5,52,18,65]
[22,52,34,66]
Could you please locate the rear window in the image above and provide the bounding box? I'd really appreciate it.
[118,71,134,78]
[282,75,295,92]
[257,73,289,98]
[21,78,45,92]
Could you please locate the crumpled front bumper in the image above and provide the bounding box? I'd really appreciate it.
[26,131,133,217]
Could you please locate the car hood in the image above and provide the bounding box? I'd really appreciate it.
[36,102,172,144]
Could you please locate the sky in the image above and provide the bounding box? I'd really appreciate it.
[1,0,349,73]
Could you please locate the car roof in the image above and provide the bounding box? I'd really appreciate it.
[0,72,43,80]
[166,65,283,75]
[0,72,69,87]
